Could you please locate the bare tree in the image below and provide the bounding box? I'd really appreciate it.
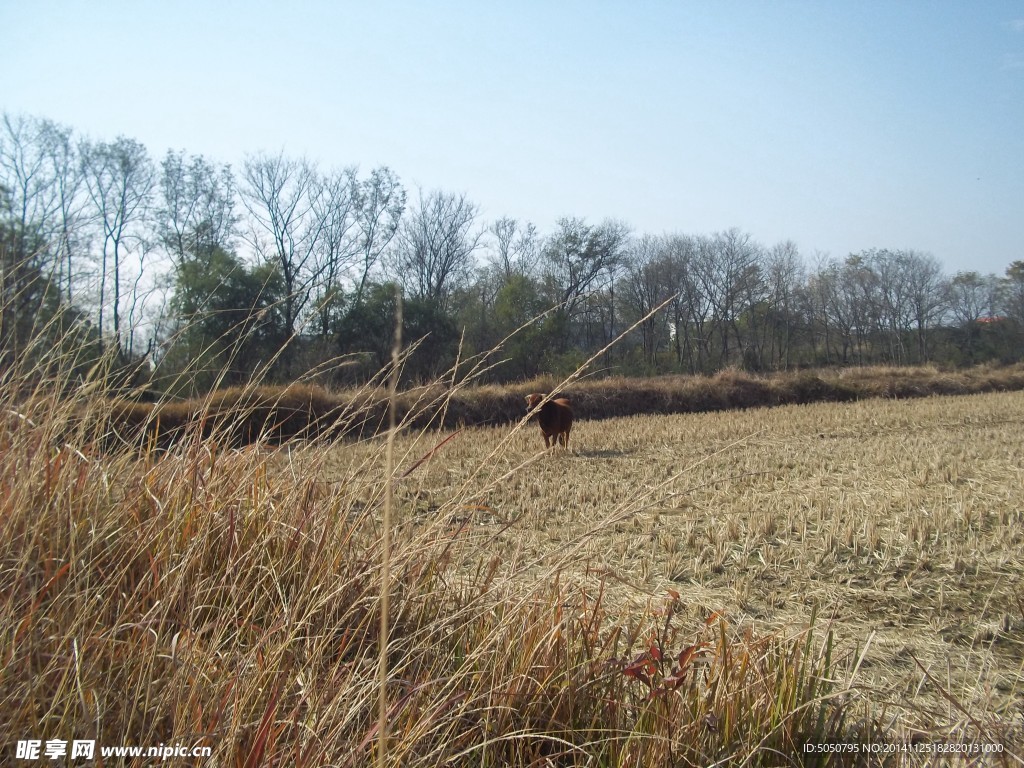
[239,152,326,342]
[310,166,358,337]
[901,249,947,361]
[1,115,66,353]
[391,188,482,310]
[947,270,1001,361]
[845,254,885,362]
[543,217,629,318]
[158,149,237,265]
[948,271,1000,325]
[351,167,405,308]
[39,120,87,304]
[651,234,710,373]
[488,216,540,281]
[1001,261,1024,326]
[867,249,914,362]
[763,240,805,368]
[617,234,676,365]
[804,256,834,363]
[0,114,61,258]
[691,228,764,367]
[80,135,155,355]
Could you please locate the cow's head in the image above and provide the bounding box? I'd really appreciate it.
[525,393,544,411]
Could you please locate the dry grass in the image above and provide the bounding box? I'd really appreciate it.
[324,389,1024,756]
[0,380,852,766]
[97,363,1024,449]
[3,315,1022,765]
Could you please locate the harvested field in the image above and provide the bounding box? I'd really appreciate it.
[320,389,1024,738]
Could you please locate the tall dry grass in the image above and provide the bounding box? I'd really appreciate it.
[4,314,990,766]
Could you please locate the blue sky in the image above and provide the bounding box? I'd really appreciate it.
[2,1,1023,275]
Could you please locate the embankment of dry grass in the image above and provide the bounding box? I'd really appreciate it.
[101,363,1024,448]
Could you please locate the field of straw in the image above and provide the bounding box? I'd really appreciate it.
[317,389,1024,758]
[4,358,1023,764]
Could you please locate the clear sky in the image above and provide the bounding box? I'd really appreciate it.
[2,1,1022,275]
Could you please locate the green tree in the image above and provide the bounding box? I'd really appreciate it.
[160,247,285,392]
[0,218,54,363]
[336,283,458,383]
[0,216,101,379]
[489,274,561,379]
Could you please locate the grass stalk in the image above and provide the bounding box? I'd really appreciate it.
[377,287,402,767]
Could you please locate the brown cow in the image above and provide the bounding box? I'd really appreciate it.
[525,393,573,450]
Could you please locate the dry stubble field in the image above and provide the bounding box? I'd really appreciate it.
[318,389,1024,739]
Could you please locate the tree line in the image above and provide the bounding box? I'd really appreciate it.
[2,112,1022,394]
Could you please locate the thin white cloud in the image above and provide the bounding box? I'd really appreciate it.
[1008,19,1024,32]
